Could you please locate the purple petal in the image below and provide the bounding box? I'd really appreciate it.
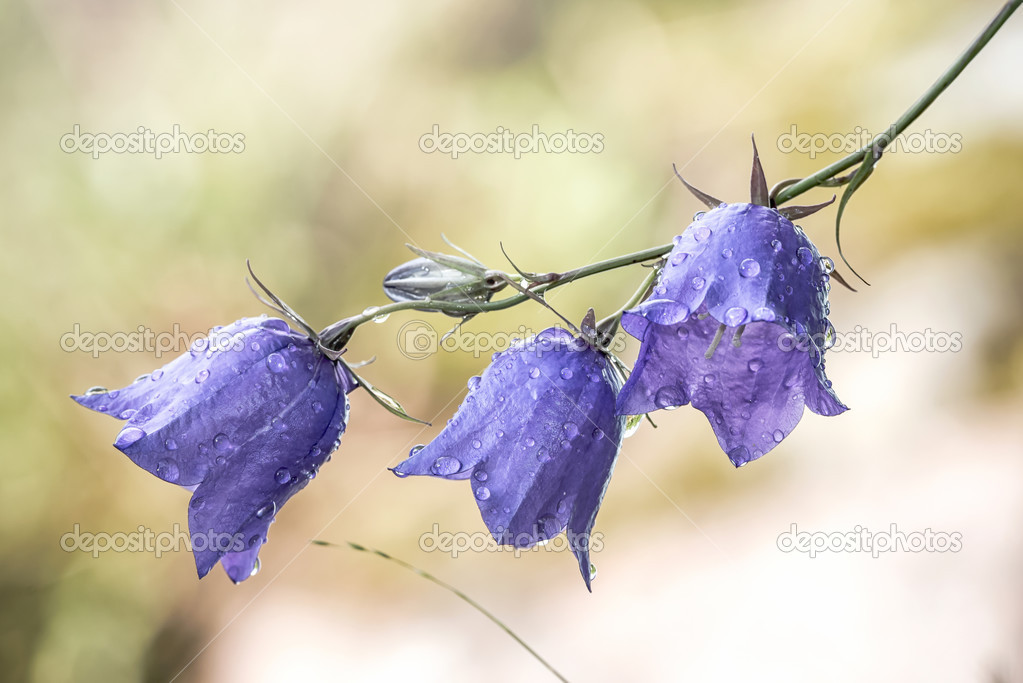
[394,328,624,589]
[73,316,350,581]
[618,311,846,466]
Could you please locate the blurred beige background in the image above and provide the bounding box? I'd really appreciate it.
[2,0,1022,681]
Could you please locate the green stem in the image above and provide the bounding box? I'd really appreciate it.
[774,0,1021,206]
[597,262,662,337]
[323,243,672,348]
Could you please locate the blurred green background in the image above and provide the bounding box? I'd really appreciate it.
[2,0,1022,680]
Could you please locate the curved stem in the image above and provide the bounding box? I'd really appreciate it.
[323,243,673,349]
[774,0,1021,206]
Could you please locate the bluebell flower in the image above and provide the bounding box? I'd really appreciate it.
[393,328,625,590]
[617,142,847,466]
[73,316,354,582]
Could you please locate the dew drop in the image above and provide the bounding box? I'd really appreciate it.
[753,307,776,322]
[311,400,323,413]
[266,353,287,373]
[119,408,137,420]
[797,246,814,265]
[474,470,488,482]
[748,359,763,372]
[431,456,461,476]
[691,276,706,290]
[772,430,784,443]
[654,386,684,409]
[560,368,573,380]
[723,306,748,326]
[771,239,782,253]
[474,486,491,501]
[194,369,209,384]
[213,433,232,453]
[537,448,551,463]
[721,248,733,259]
[693,226,711,241]
[150,370,164,381]
[471,439,482,449]
[114,427,146,448]
[156,458,179,482]
[256,501,276,518]
[738,258,761,278]
[164,438,178,451]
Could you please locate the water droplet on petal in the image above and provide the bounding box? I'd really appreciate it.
[115,427,146,448]
[772,430,784,443]
[528,367,541,379]
[728,446,751,465]
[431,456,461,476]
[654,386,684,409]
[164,437,178,451]
[693,226,711,241]
[670,251,689,266]
[156,458,179,482]
[592,428,605,440]
[820,256,835,273]
[271,417,286,432]
[797,246,814,265]
[748,359,763,372]
[474,486,491,501]
[536,514,560,539]
[190,496,205,510]
[739,258,761,278]
[151,370,164,381]
[274,468,292,484]
[266,353,287,373]
[119,409,137,420]
[753,307,776,322]
[721,248,733,259]
[194,369,209,384]
[691,277,706,290]
[467,376,481,391]
[537,448,551,463]
[560,368,573,380]
[213,433,232,453]
[256,501,276,518]
[311,400,323,413]
[474,470,488,482]
[471,439,482,449]
[723,306,748,326]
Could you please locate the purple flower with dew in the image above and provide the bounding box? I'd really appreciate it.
[393,327,625,590]
[73,315,355,582]
[617,139,847,467]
